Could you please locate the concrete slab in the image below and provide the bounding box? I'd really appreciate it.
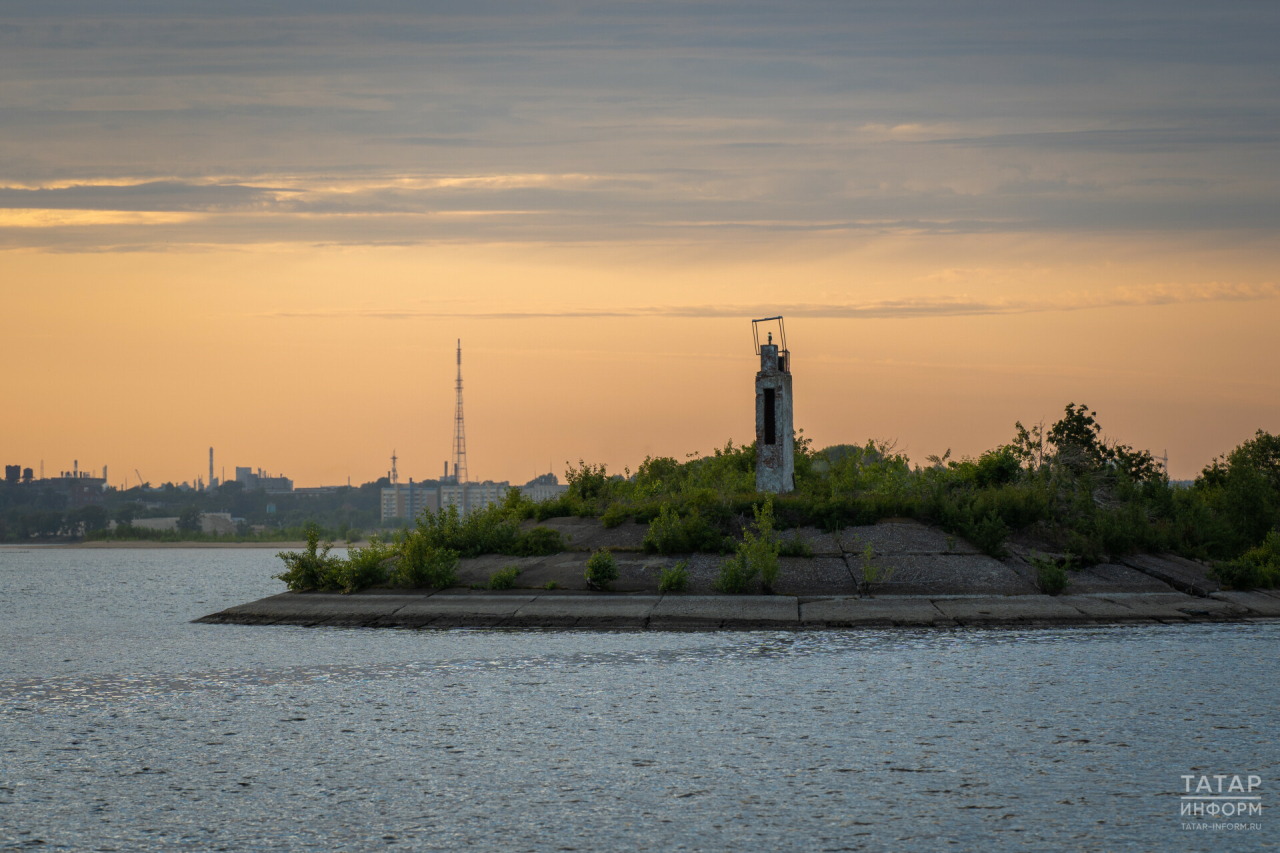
[200,592,428,626]
[305,595,428,627]
[1004,559,1178,595]
[391,594,540,628]
[1122,554,1220,597]
[679,553,743,594]
[455,555,549,590]
[198,592,306,624]
[772,556,857,596]
[932,596,1089,625]
[510,595,661,628]
[800,597,950,627]
[507,551,671,592]
[520,517,648,551]
[1211,591,1280,617]
[840,521,980,556]
[779,527,843,556]
[198,587,1272,630]
[849,553,1039,596]
[1061,595,1159,621]
[1093,592,1244,621]
[1060,562,1176,594]
[649,595,798,629]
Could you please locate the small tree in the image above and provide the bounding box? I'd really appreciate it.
[177,505,202,533]
[748,498,781,592]
[585,548,619,590]
[114,503,139,526]
[714,498,781,593]
[391,530,459,588]
[274,523,336,591]
[75,505,109,535]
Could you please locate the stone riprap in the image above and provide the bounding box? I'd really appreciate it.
[197,589,1280,629]
[200,517,1275,629]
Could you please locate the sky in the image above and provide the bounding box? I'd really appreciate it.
[1,1,1277,485]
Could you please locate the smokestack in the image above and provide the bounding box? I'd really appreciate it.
[209,447,214,486]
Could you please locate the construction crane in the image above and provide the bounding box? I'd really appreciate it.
[135,469,145,489]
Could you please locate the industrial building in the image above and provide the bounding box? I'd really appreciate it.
[379,475,567,524]
[235,467,294,493]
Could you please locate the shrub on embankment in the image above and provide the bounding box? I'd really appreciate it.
[275,405,1280,591]
[545,405,1278,586]
[275,493,565,592]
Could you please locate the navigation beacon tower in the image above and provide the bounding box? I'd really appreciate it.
[452,339,468,483]
[752,316,794,493]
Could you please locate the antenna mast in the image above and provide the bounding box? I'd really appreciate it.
[452,339,468,483]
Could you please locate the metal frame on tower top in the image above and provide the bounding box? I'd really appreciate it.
[452,339,468,483]
[751,315,787,355]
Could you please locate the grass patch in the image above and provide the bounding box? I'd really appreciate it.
[858,544,896,596]
[658,560,689,593]
[487,564,522,590]
[1030,553,1072,596]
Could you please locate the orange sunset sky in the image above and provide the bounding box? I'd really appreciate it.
[2,3,1277,485]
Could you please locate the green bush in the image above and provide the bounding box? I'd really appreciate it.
[411,503,520,558]
[779,534,813,557]
[514,526,565,556]
[746,499,781,592]
[390,532,459,588]
[965,510,1011,558]
[487,564,522,590]
[642,503,728,555]
[330,534,395,593]
[1030,553,1071,595]
[584,548,619,590]
[643,503,684,554]
[600,504,629,528]
[711,499,782,593]
[713,551,756,593]
[1211,531,1280,589]
[658,560,689,593]
[274,524,337,591]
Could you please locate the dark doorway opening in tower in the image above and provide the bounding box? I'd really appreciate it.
[764,388,776,445]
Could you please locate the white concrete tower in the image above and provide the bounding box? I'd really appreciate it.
[753,317,794,493]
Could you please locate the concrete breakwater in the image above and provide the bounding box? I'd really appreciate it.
[198,516,1280,629]
[197,589,1280,629]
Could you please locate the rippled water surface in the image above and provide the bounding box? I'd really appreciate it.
[0,547,1275,851]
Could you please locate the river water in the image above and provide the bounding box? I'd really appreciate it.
[0,546,1274,851]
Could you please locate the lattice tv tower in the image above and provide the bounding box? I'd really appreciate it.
[451,339,468,483]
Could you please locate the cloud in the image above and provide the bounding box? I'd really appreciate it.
[0,181,289,212]
[1,3,1278,250]
[263,282,1279,322]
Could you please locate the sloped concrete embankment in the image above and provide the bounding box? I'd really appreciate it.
[469,516,1235,599]
[198,517,1280,629]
